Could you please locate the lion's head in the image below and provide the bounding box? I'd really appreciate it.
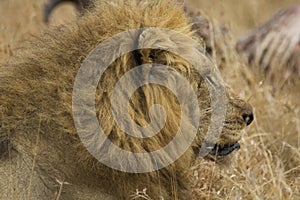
[0,0,253,199]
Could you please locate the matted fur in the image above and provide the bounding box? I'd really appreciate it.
[0,0,253,199]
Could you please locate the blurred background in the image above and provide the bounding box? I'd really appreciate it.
[0,0,299,60]
[1,0,299,61]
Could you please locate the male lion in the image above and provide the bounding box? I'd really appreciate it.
[0,0,253,199]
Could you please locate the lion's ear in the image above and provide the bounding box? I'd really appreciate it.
[137,28,173,64]
[137,28,206,65]
[137,28,175,50]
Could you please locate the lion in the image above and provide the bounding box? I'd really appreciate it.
[0,0,253,199]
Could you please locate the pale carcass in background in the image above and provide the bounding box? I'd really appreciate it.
[236,4,300,82]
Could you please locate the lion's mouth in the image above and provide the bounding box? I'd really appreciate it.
[203,142,241,157]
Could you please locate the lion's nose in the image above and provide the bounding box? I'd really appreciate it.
[242,103,254,126]
[242,112,254,126]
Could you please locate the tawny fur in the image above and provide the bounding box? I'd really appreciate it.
[0,0,252,199]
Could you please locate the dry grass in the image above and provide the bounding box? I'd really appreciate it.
[190,59,300,199]
[0,0,299,199]
[188,1,300,199]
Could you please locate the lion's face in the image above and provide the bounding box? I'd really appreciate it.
[156,54,254,160]
[135,29,254,161]
[195,84,254,158]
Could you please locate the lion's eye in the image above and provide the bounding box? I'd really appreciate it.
[205,75,217,87]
